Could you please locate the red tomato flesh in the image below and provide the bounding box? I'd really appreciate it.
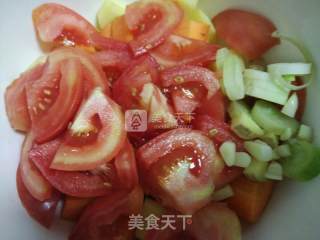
[213,9,280,60]
[16,166,60,228]
[125,0,183,56]
[151,35,220,69]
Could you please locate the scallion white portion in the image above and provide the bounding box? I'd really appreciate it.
[281,93,299,118]
[235,152,252,168]
[268,63,312,76]
[219,141,236,167]
[275,144,291,158]
[212,185,234,201]
[297,124,312,142]
[265,162,283,181]
[244,140,273,162]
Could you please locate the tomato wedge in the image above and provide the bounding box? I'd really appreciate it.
[26,57,83,143]
[112,54,160,109]
[94,48,133,82]
[20,134,53,201]
[151,35,220,68]
[33,3,99,47]
[62,196,93,221]
[69,186,144,240]
[189,203,241,240]
[161,65,220,99]
[137,129,217,214]
[125,0,183,56]
[114,140,139,190]
[213,9,280,60]
[51,88,125,171]
[16,166,60,228]
[193,114,244,151]
[196,90,227,122]
[29,139,115,197]
[5,63,45,132]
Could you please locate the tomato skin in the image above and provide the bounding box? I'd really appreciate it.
[193,114,244,151]
[28,58,83,143]
[151,35,220,69]
[125,0,183,56]
[114,140,139,190]
[161,65,220,99]
[51,88,126,171]
[20,134,53,201]
[16,166,60,228]
[138,129,217,214]
[5,63,45,132]
[213,9,279,60]
[29,139,115,198]
[196,90,227,122]
[33,3,98,47]
[69,186,143,240]
[62,196,93,221]
[112,54,160,109]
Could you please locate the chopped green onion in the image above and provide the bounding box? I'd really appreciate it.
[248,64,266,71]
[283,75,296,82]
[244,69,290,105]
[281,93,299,118]
[212,185,234,201]
[244,159,268,181]
[265,162,283,181]
[235,152,252,168]
[297,124,312,142]
[280,128,293,141]
[268,63,312,76]
[222,52,245,101]
[244,140,273,162]
[219,141,236,167]
[96,0,126,29]
[275,144,291,158]
[272,150,281,160]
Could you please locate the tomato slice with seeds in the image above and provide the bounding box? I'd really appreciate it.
[33,3,99,47]
[94,48,133,83]
[69,186,144,240]
[112,54,160,109]
[29,139,116,197]
[51,88,125,171]
[194,114,244,151]
[161,65,220,99]
[16,166,60,228]
[151,35,220,68]
[27,58,83,143]
[20,134,53,201]
[213,9,280,60]
[125,0,183,56]
[137,129,217,214]
[5,63,45,132]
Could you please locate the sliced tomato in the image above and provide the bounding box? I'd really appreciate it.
[27,57,83,143]
[189,203,241,240]
[112,54,160,109]
[16,166,60,228]
[213,9,280,60]
[33,3,98,47]
[114,140,139,190]
[29,139,116,197]
[20,134,53,201]
[196,90,227,122]
[140,83,177,129]
[125,0,183,56]
[193,114,244,151]
[5,63,45,132]
[161,65,220,99]
[151,35,220,69]
[137,129,218,214]
[69,186,144,240]
[62,196,93,221]
[94,48,133,83]
[50,88,125,171]
[227,176,274,223]
[294,78,307,121]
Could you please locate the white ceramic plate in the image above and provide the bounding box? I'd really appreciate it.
[0,0,319,239]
